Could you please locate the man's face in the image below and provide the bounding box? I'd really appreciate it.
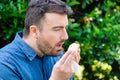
[36,13,69,56]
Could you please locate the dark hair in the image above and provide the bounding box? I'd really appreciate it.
[23,0,73,37]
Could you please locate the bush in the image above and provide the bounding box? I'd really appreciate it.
[0,0,120,79]
[64,0,120,79]
[0,0,29,47]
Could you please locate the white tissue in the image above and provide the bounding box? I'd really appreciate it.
[68,43,81,74]
[72,61,81,74]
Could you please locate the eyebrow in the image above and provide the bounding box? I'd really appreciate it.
[52,25,68,29]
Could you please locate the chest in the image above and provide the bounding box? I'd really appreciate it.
[15,57,55,80]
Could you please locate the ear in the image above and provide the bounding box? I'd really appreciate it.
[29,25,39,39]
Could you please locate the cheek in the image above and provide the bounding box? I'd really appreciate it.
[46,32,60,45]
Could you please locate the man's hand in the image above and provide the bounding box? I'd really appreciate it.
[68,43,80,63]
[49,43,80,80]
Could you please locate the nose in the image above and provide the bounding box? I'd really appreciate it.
[61,29,68,40]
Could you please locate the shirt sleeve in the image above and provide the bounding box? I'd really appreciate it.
[0,77,4,80]
[0,63,20,80]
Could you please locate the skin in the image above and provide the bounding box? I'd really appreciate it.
[23,12,80,80]
[23,13,68,57]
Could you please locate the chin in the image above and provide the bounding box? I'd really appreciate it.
[51,51,62,57]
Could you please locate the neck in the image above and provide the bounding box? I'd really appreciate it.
[22,36,44,57]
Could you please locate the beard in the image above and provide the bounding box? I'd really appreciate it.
[36,38,64,56]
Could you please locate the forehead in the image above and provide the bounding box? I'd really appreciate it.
[43,13,68,27]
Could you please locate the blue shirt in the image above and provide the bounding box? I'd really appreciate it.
[0,31,65,80]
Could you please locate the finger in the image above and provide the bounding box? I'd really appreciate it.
[73,51,80,63]
[73,48,80,63]
[76,52,80,63]
[58,50,72,64]
[63,51,74,67]
[77,48,80,63]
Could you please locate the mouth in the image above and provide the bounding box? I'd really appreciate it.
[56,44,62,49]
[56,42,64,50]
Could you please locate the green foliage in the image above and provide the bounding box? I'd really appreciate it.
[0,0,29,47]
[65,0,120,79]
[0,0,120,79]
[66,0,80,6]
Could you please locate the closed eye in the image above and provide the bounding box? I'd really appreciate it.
[52,26,63,31]
[52,25,68,31]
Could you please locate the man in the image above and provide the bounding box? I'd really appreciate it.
[0,0,80,80]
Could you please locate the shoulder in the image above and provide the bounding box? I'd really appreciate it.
[0,44,18,70]
[0,46,19,79]
[0,63,20,79]
[0,42,23,62]
[0,42,26,72]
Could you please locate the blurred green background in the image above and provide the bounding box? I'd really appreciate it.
[0,0,120,80]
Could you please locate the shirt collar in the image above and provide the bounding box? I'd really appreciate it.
[13,31,38,61]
